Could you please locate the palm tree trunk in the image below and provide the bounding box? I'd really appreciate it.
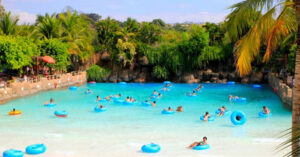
[293,0,300,155]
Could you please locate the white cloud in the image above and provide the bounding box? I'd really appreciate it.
[13,11,37,25]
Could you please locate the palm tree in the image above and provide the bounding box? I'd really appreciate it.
[0,12,19,35]
[35,13,61,39]
[59,9,94,64]
[226,0,299,155]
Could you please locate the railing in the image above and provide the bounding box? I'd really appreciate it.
[0,71,85,89]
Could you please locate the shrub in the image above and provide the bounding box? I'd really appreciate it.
[0,36,38,73]
[86,65,111,82]
[153,65,169,80]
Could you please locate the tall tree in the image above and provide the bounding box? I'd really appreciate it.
[123,17,139,33]
[59,9,94,62]
[35,13,61,39]
[138,22,161,45]
[0,12,19,35]
[226,0,299,155]
[95,17,119,53]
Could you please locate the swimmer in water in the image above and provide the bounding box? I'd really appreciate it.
[263,106,270,115]
[188,137,208,148]
[152,101,156,107]
[176,106,183,112]
[218,106,226,116]
[203,112,210,122]
[163,106,173,111]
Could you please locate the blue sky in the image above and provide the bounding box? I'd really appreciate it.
[3,0,243,24]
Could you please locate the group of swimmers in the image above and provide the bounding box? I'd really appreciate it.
[163,106,183,112]
[150,90,162,99]
[185,84,203,96]
[125,96,136,102]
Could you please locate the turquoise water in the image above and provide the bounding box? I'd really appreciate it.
[0,83,291,157]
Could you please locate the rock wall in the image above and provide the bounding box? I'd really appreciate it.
[102,68,267,84]
[268,73,293,110]
[0,71,86,104]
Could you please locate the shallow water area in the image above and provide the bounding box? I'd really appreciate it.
[0,83,291,157]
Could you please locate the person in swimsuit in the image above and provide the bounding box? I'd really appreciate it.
[96,96,101,102]
[203,112,210,122]
[176,106,183,112]
[263,106,270,115]
[125,96,130,102]
[44,98,54,105]
[188,137,208,148]
[152,101,156,107]
[218,106,226,116]
[164,107,173,111]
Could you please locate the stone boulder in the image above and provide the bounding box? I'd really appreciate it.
[211,77,218,83]
[139,56,149,66]
[203,69,213,81]
[134,72,147,83]
[241,77,249,84]
[228,72,236,81]
[250,72,263,83]
[183,73,195,83]
[195,70,203,79]
[108,72,118,83]
[101,52,110,61]
[120,70,129,82]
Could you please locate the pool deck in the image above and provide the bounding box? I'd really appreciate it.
[0,71,86,104]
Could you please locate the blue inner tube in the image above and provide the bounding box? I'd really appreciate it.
[200,115,215,122]
[193,144,210,150]
[84,91,92,94]
[187,94,196,97]
[227,81,235,85]
[44,103,56,107]
[215,109,230,116]
[114,99,124,104]
[232,97,247,102]
[253,84,262,88]
[258,112,272,118]
[141,143,161,153]
[98,99,107,103]
[3,149,24,157]
[151,93,159,96]
[161,110,175,114]
[142,102,151,106]
[118,82,127,85]
[94,107,107,112]
[54,110,68,117]
[231,111,246,125]
[123,101,137,105]
[111,97,120,101]
[159,89,169,93]
[69,86,77,91]
[25,144,46,155]
[163,81,171,84]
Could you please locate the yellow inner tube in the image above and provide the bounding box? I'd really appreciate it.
[9,110,22,115]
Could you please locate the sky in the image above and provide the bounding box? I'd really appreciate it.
[2,0,243,24]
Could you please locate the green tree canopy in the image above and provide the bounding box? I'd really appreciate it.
[39,39,69,71]
[0,36,38,72]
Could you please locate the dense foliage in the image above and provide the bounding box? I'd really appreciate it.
[39,39,69,71]
[0,5,233,78]
[0,36,38,72]
[86,65,111,82]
